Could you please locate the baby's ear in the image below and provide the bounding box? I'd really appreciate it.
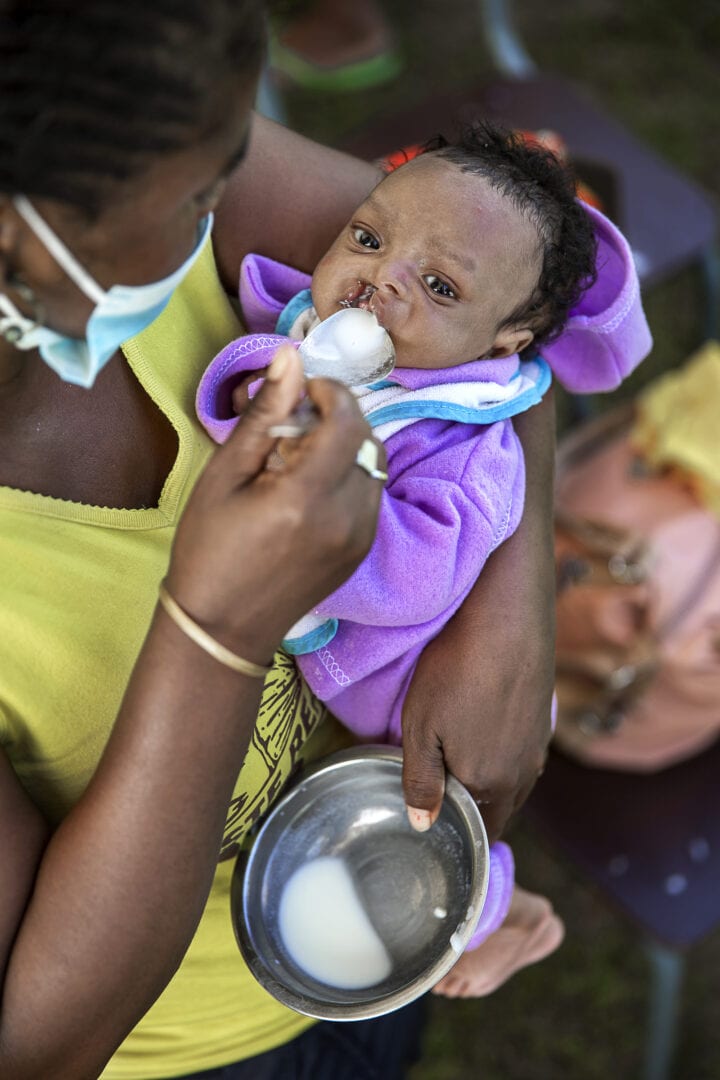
[487,326,535,359]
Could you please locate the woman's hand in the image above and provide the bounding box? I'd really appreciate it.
[401,542,554,841]
[401,392,557,842]
[168,345,384,665]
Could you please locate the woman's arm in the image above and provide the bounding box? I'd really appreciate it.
[401,391,557,842]
[0,353,382,1079]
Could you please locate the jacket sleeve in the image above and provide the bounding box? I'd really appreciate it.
[312,419,525,627]
[239,253,312,333]
[542,203,653,393]
[195,332,297,444]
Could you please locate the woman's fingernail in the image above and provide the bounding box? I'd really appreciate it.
[267,347,292,382]
[407,806,432,832]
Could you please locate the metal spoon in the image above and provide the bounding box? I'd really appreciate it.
[299,307,395,385]
[268,308,395,438]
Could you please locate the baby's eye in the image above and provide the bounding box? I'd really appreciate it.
[353,227,380,249]
[423,275,456,299]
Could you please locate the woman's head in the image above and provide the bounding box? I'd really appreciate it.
[0,0,265,216]
[0,0,264,343]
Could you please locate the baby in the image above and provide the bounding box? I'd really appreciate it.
[197,122,651,995]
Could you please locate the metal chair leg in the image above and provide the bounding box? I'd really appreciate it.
[643,940,685,1080]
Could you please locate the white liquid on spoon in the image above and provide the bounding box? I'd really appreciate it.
[298,308,395,385]
[278,856,393,989]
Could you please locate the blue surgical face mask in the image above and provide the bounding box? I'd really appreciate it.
[0,196,213,388]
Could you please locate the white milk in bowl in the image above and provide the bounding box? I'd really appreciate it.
[278,856,393,990]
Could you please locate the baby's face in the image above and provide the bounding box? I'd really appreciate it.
[312,156,542,369]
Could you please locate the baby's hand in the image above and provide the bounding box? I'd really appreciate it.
[231,368,268,417]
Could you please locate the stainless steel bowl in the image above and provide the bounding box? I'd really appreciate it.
[231,746,489,1020]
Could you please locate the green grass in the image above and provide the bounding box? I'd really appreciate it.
[275,3,720,1074]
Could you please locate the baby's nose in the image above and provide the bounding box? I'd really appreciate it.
[378,259,413,297]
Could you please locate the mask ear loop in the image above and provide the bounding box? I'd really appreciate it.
[12,195,107,306]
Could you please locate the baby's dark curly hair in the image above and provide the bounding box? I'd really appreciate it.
[421,121,597,349]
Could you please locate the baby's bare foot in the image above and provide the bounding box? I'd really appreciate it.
[432,886,564,998]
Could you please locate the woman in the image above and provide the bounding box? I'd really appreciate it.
[0,3,554,1077]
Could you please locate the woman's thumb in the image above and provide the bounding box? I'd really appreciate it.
[220,345,304,480]
[402,737,445,832]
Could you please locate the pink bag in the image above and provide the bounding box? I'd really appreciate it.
[554,404,720,771]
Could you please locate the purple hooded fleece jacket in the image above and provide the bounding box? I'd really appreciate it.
[196,203,651,947]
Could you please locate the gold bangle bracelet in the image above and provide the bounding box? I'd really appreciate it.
[157,582,272,679]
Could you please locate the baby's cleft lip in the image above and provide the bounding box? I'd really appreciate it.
[339,280,376,309]
[337,280,393,336]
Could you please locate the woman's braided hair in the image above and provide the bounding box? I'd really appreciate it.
[0,0,266,216]
[425,120,598,348]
